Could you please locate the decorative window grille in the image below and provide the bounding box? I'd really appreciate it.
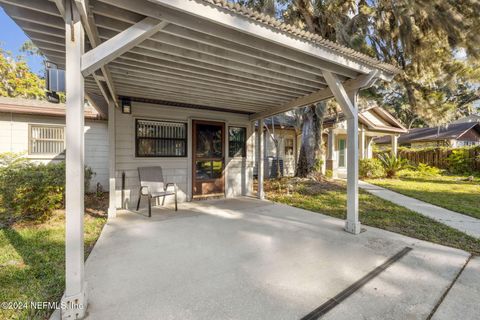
[228,127,246,157]
[29,125,65,155]
[136,119,187,157]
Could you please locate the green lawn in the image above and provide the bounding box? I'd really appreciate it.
[266,178,480,255]
[365,175,480,219]
[0,195,107,320]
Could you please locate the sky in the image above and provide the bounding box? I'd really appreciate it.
[0,8,44,75]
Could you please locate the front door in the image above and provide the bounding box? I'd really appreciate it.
[192,120,225,198]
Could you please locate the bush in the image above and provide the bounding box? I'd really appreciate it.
[378,154,408,178]
[446,149,475,174]
[0,153,93,223]
[359,158,385,179]
[399,163,442,178]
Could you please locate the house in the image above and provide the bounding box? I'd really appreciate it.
[254,115,300,177]
[0,97,109,191]
[1,0,399,317]
[324,105,407,177]
[451,114,480,124]
[374,122,480,149]
[255,106,406,178]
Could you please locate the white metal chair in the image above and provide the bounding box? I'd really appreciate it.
[136,166,178,217]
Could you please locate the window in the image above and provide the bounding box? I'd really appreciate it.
[29,125,65,155]
[338,139,346,167]
[228,127,246,157]
[136,119,187,157]
[284,138,294,156]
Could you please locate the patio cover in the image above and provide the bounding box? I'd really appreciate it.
[0,1,399,318]
[1,0,398,116]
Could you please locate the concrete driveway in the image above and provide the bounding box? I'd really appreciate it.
[84,197,469,320]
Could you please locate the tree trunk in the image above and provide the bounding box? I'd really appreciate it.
[295,103,328,177]
[296,106,317,177]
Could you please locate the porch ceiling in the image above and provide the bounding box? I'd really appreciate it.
[1,0,399,117]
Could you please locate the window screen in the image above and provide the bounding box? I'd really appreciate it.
[29,125,65,155]
[136,119,187,157]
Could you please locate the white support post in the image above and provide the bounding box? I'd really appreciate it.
[323,71,361,235]
[391,134,398,156]
[345,91,361,234]
[62,0,87,318]
[257,119,265,200]
[108,100,116,218]
[366,137,373,159]
[359,126,366,160]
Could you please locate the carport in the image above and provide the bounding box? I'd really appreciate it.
[0,0,399,318]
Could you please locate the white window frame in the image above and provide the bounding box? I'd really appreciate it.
[28,124,66,157]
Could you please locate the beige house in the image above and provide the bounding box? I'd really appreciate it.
[254,116,300,177]
[0,97,108,191]
[254,107,406,178]
[324,106,407,178]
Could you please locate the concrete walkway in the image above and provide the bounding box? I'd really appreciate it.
[432,256,480,320]
[359,181,480,239]
[80,198,471,319]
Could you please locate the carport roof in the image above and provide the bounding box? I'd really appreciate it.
[1,0,400,118]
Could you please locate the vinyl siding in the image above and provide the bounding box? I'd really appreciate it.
[114,102,254,209]
[0,112,108,192]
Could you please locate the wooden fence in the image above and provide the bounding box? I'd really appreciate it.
[375,146,480,171]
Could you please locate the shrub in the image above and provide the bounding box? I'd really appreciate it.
[378,154,408,178]
[0,154,93,223]
[417,163,442,176]
[446,149,474,174]
[359,158,385,179]
[399,163,442,178]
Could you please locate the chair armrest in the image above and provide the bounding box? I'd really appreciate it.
[140,185,150,196]
[164,183,177,192]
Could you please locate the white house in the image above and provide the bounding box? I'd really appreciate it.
[1,0,400,318]
[0,97,109,191]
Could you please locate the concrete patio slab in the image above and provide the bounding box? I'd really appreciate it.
[83,197,469,320]
[359,180,480,239]
[431,256,480,320]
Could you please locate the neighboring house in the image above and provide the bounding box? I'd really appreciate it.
[254,115,300,177]
[0,97,108,191]
[254,106,406,178]
[451,114,480,124]
[323,106,407,178]
[374,122,480,149]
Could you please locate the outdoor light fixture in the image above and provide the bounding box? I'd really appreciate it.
[121,98,132,114]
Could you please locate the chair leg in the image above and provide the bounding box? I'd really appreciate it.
[162,194,166,206]
[174,191,177,211]
[148,196,152,218]
[136,194,141,211]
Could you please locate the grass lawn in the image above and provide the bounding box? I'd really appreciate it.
[0,194,107,320]
[265,178,480,256]
[365,175,480,219]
